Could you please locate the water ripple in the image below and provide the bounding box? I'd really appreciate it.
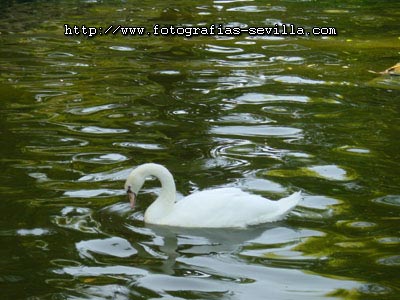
[109,45,136,51]
[211,140,289,160]
[67,104,122,115]
[78,168,132,182]
[215,113,273,124]
[113,142,165,150]
[57,265,147,277]
[178,256,361,299]
[376,255,400,266]
[72,153,128,164]
[72,126,129,134]
[76,237,137,259]
[227,53,266,59]
[211,125,302,138]
[204,44,243,53]
[268,164,357,181]
[227,5,285,12]
[234,93,310,104]
[52,206,101,234]
[63,189,124,198]
[273,75,326,85]
[373,195,400,207]
[16,228,51,236]
[262,43,310,52]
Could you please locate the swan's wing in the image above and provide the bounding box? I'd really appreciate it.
[162,188,301,227]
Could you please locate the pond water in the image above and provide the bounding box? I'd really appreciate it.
[0,0,399,299]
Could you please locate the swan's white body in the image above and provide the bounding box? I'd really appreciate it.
[124,163,301,228]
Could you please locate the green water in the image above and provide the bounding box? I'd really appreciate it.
[1,0,399,299]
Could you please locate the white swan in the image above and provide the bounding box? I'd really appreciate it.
[124,163,301,228]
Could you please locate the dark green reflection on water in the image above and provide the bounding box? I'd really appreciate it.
[0,0,399,299]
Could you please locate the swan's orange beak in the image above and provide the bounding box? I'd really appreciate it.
[127,186,136,209]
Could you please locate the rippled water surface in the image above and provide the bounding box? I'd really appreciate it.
[1,0,399,299]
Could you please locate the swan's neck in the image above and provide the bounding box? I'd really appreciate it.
[130,164,176,222]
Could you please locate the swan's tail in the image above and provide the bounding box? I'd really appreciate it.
[275,191,302,217]
[253,191,302,225]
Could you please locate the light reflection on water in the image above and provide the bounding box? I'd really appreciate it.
[0,0,399,299]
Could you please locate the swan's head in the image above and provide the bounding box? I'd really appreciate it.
[126,185,137,209]
[124,167,146,209]
[124,163,176,209]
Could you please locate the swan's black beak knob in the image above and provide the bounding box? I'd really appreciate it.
[127,186,136,209]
